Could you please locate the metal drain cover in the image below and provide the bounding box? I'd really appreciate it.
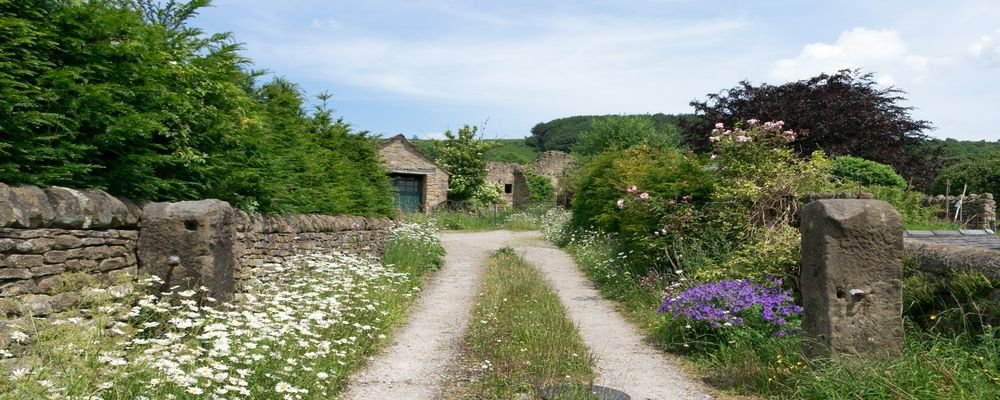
[539,384,630,400]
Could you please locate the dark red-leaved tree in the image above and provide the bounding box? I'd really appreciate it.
[679,69,941,189]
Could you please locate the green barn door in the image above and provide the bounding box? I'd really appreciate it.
[391,175,423,213]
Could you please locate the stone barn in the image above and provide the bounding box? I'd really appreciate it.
[378,135,449,213]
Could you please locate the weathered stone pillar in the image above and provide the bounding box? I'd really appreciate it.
[137,200,237,299]
[800,199,903,358]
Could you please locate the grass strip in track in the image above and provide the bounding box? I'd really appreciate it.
[450,247,596,399]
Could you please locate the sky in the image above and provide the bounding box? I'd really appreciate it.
[192,0,1000,141]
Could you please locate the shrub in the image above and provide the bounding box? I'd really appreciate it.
[831,155,907,189]
[524,172,555,204]
[931,158,1000,196]
[570,146,710,234]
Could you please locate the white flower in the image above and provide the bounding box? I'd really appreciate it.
[317,372,329,380]
[11,368,29,380]
[275,381,291,393]
[10,331,28,343]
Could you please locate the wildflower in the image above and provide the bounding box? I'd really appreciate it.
[715,122,724,129]
[627,185,637,193]
[710,154,717,160]
[747,118,759,125]
[10,331,28,343]
[735,135,751,142]
[616,199,625,209]
[708,136,720,142]
[275,382,291,393]
[639,192,650,200]
[11,368,29,380]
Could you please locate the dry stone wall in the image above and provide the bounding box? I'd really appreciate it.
[235,212,393,282]
[0,183,394,317]
[922,193,996,230]
[0,184,142,317]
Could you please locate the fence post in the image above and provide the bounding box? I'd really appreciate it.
[800,199,903,358]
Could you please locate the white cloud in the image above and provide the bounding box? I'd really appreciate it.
[771,27,929,84]
[247,15,749,115]
[968,29,1000,66]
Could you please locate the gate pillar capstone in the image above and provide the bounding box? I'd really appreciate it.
[800,199,903,358]
[138,200,237,299]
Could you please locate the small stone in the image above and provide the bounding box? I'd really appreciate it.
[81,237,106,246]
[118,230,139,240]
[0,267,31,280]
[21,294,52,316]
[82,245,111,260]
[0,280,39,297]
[6,254,43,269]
[49,293,80,312]
[30,264,65,277]
[98,257,126,271]
[43,250,68,264]
[53,235,83,249]
[0,238,18,252]
[35,275,64,293]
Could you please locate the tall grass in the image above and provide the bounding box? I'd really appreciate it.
[450,247,595,399]
[406,206,552,231]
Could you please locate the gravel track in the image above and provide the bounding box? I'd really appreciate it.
[513,234,711,400]
[342,230,710,400]
[341,231,535,400]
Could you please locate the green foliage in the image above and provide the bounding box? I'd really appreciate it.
[931,157,1000,196]
[0,0,394,216]
[929,138,1000,164]
[831,156,907,189]
[434,125,496,202]
[570,146,710,235]
[528,113,684,152]
[572,115,681,156]
[411,138,537,164]
[865,185,939,229]
[524,171,555,204]
[485,139,539,163]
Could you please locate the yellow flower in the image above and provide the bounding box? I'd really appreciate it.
[929,314,937,320]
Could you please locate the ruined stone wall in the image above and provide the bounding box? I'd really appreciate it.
[921,193,996,230]
[486,162,529,208]
[531,151,573,191]
[234,212,394,282]
[1,183,394,317]
[0,184,141,317]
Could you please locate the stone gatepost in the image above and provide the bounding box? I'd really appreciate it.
[137,200,238,299]
[800,199,903,358]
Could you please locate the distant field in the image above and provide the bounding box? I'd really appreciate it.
[410,138,539,164]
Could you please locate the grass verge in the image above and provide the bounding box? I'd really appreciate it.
[449,247,595,399]
[0,221,444,399]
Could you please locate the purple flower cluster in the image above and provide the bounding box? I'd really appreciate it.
[657,278,802,330]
